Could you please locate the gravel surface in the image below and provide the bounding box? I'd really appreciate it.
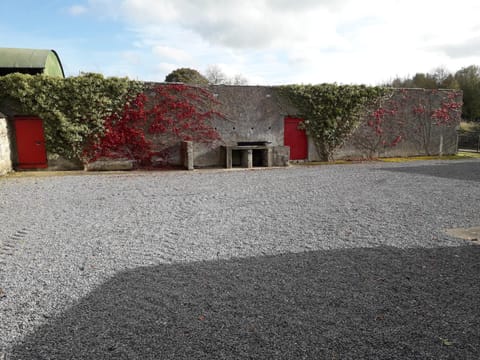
[1,159,479,359]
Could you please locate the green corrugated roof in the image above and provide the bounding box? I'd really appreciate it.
[0,48,65,78]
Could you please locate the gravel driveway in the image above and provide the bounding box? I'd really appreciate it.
[1,159,479,359]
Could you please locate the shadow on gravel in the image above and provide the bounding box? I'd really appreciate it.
[10,246,480,359]
[379,161,480,182]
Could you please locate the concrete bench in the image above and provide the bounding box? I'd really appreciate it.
[225,145,273,168]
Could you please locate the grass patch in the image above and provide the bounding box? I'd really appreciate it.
[295,160,356,166]
[457,151,480,158]
[459,121,480,133]
[298,152,480,166]
[380,155,459,162]
[380,152,480,162]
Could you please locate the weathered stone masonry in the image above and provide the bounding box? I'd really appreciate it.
[140,84,291,168]
[0,113,12,175]
[189,86,462,167]
[193,85,291,168]
[331,88,462,160]
[0,85,462,172]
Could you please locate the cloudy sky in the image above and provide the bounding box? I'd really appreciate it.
[1,0,480,85]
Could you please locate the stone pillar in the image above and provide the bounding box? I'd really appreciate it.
[225,146,233,168]
[266,148,273,167]
[183,141,194,170]
[273,146,290,167]
[242,149,253,168]
[0,114,12,175]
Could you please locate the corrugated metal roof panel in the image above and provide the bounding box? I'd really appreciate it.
[0,48,65,78]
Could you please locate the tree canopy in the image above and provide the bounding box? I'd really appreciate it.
[454,65,480,121]
[165,66,248,86]
[387,65,480,121]
[164,68,209,85]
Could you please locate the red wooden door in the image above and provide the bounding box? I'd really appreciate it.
[14,116,48,169]
[284,117,308,160]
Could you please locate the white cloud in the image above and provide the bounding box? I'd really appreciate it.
[116,0,340,49]
[152,46,191,62]
[81,0,480,84]
[156,62,180,76]
[68,5,88,16]
[121,51,142,66]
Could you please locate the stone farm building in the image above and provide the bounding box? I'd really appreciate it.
[0,49,462,174]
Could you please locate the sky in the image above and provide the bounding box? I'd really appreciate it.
[1,0,480,85]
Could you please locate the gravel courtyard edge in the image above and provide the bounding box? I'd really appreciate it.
[1,159,479,359]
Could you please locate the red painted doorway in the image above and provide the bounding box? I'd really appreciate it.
[284,116,308,160]
[14,116,48,169]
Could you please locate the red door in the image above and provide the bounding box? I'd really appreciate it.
[14,116,48,169]
[284,117,308,160]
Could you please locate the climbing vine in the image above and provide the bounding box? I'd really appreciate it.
[0,75,220,166]
[277,84,389,161]
[410,90,463,155]
[84,83,221,166]
[0,73,143,161]
[351,92,405,158]
[1,74,461,166]
[352,89,463,157]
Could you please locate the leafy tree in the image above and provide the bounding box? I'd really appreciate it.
[389,67,458,90]
[164,68,209,85]
[431,67,459,89]
[386,65,480,120]
[455,65,480,121]
[412,73,437,89]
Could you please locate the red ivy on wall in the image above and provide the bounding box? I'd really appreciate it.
[354,89,462,157]
[84,84,221,166]
[430,93,463,125]
[352,96,406,158]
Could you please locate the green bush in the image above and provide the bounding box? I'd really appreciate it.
[0,73,143,161]
[277,84,389,161]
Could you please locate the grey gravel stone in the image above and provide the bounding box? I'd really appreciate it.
[0,159,479,359]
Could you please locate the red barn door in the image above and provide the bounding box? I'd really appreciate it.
[284,117,308,160]
[14,116,48,169]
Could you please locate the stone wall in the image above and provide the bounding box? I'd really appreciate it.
[189,86,461,166]
[210,85,286,146]
[336,88,462,160]
[0,114,12,175]
[193,85,289,168]
[2,84,459,171]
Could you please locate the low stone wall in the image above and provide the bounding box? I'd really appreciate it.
[0,114,12,175]
[193,142,224,168]
[85,159,135,171]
